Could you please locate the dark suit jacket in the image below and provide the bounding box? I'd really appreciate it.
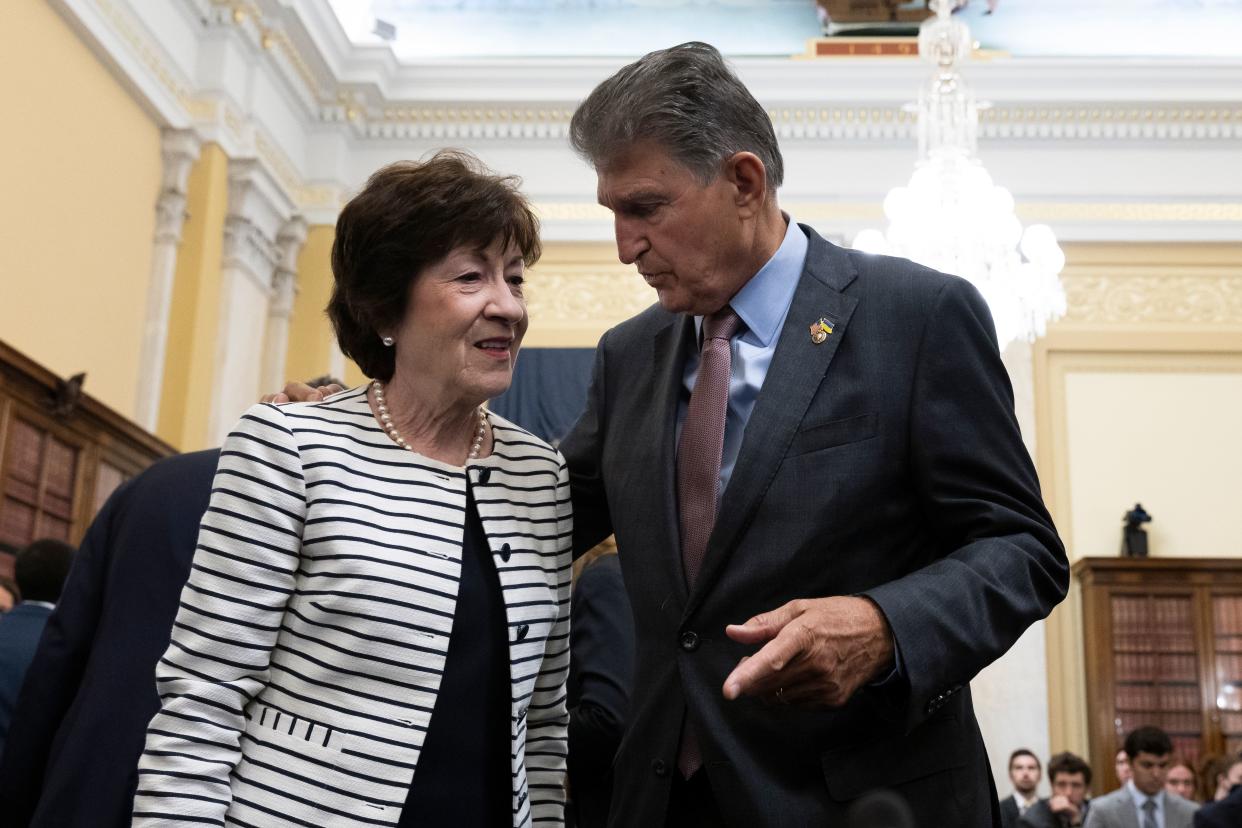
[561,227,1068,827]
[567,554,635,828]
[1000,794,1023,828]
[0,450,218,827]
[1021,797,1089,828]
[1195,784,1242,828]
[0,603,54,753]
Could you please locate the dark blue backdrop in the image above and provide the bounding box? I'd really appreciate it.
[489,348,595,446]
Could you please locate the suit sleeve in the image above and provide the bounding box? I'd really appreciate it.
[0,478,130,825]
[861,277,1068,730]
[567,558,634,785]
[559,333,614,558]
[133,404,305,826]
[523,454,573,823]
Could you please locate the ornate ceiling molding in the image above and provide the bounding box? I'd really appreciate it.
[52,0,1242,239]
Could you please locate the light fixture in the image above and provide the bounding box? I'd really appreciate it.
[852,0,1066,350]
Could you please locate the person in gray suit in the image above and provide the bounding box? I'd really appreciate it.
[1085,727,1198,828]
[277,40,1068,828]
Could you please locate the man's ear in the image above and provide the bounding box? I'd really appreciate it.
[723,151,768,218]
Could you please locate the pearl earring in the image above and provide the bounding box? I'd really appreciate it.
[381,335,394,347]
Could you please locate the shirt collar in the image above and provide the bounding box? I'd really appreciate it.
[1127,780,1164,813]
[694,214,808,347]
[22,600,55,611]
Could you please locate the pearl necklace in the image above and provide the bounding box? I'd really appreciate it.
[372,380,488,460]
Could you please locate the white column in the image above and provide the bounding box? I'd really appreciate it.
[971,338,1052,797]
[134,129,201,431]
[261,216,308,393]
[207,159,292,446]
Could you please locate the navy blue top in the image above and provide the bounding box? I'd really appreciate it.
[400,483,511,825]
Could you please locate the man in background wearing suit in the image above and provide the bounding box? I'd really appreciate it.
[1022,752,1092,828]
[1004,749,1045,827]
[1194,754,1242,828]
[0,539,74,752]
[559,41,1067,827]
[1086,727,1197,828]
[276,41,1067,827]
[0,450,218,827]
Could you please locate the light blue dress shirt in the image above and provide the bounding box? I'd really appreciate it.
[678,216,808,498]
[1127,780,1166,828]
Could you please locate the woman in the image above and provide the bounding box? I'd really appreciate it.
[134,152,570,827]
[1165,756,1197,802]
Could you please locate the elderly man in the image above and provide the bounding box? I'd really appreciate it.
[279,41,1066,827]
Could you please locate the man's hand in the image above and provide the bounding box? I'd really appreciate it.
[722,596,895,708]
[260,381,345,405]
[1048,794,1081,825]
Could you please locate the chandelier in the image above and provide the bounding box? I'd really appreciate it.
[852,0,1066,350]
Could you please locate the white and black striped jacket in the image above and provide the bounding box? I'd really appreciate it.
[134,388,571,827]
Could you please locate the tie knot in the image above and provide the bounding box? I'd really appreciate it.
[703,306,742,342]
[1143,798,1157,813]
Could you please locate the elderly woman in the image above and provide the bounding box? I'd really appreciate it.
[134,152,570,827]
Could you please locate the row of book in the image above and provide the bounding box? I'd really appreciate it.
[1114,683,1201,712]
[1213,597,1242,635]
[1114,653,1199,683]
[1115,711,1201,738]
[1112,595,1196,653]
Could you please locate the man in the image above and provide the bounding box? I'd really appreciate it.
[1086,727,1197,828]
[1004,749,1045,827]
[0,539,74,752]
[278,41,1067,826]
[1022,752,1092,828]
[0,451,218,827]
[567,553,636,828]
[1195,755,1242,827]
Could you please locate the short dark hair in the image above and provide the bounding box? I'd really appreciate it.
[569,41,784,191]
[327,150,540,381]
[1048,752,1092,787]
[15,538,74,603]
[1009,749,1042,772]
[1125,725,1174,760]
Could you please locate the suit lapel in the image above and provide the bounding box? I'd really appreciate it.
[684,230,859,617]
[651,312,696,606]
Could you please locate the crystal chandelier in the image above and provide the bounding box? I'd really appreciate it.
[852,0,1067,350]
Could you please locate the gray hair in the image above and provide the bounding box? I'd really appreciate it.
[569,42,784,191]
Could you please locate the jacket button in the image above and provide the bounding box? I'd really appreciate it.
[479,468,492,484]
[652,759,668,777]
[499,543,511,562]
[516,623,529,642]
[680,631,700,652]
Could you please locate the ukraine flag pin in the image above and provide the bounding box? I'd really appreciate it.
[809,317,834,344]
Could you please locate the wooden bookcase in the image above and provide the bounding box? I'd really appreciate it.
[0,339,174,572]
[1075,557,1242,792]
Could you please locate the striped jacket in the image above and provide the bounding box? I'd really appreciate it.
[134,388,572,827]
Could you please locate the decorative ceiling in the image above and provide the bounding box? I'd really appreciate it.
[327,0,1242,59]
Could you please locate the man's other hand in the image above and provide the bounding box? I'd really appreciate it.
[722,596,895,708]
[260,381,345,405]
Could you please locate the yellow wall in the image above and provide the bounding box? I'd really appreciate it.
[0,0,160,419]
[157,144,230,450]
[286,225,336,385]
[1037,242,1242,759]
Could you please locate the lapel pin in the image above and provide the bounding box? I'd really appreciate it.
[809,316,835,344]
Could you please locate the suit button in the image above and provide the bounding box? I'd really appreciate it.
[479,468,492,484]
[516,623,529,642]
[652,759,668,777]
[679,631,700,652]
[499,543,511,562]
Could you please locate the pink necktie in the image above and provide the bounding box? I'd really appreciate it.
[676,305,741,778]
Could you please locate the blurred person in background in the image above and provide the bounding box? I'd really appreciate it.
[0,539,74,751]
[1021,752,1092,828]
[1085,726,1197,828]
[1166,757,1198,803]
[0,575,20,614]
[1002,749,1044,827]
[1193,754,1242,828]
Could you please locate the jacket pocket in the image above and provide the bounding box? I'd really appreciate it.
[788,412,878,457]
[820,712,966,801]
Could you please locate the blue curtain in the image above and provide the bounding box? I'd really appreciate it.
[489,348,595,445]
